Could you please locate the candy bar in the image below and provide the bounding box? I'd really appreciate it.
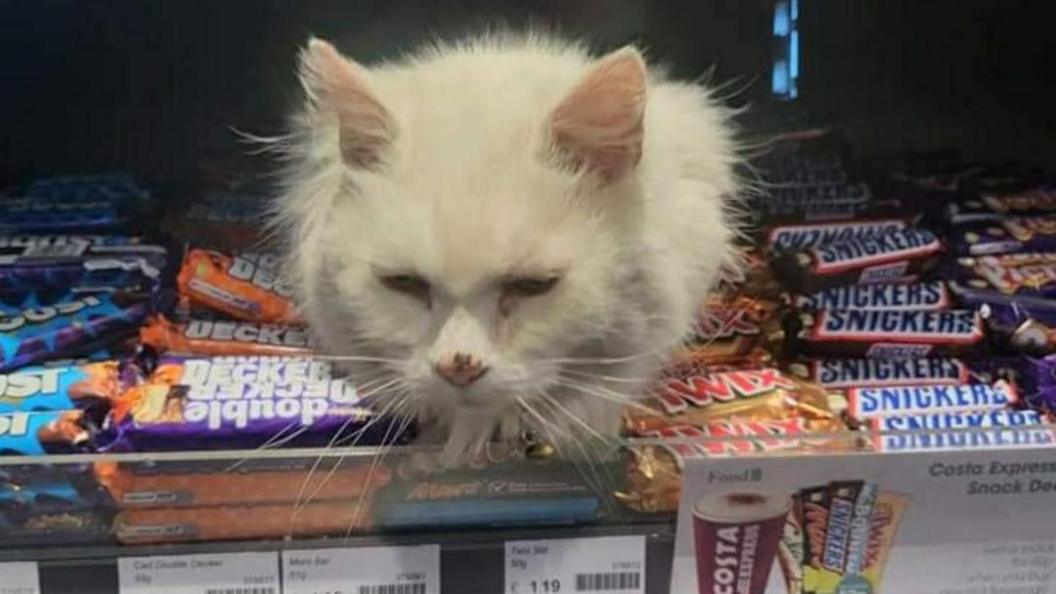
[376,457,601,528]
[766,218,909,253]
[840,381,1018,419]
[953,252,1056,298]
[675,296,780,368]
[115,501,371,544]
[0,410,96,455]
[870,409,1054,452]
[625,368,840,435]
[177,249,300,324]
[619,418,854,514]
[946,186,1056,223]
[0,235,165,293]
[0,361,139,423]
[101,355,413,451]
[788,281,951,311]
[787,358,972,389]
[783,309,985,358]
[771,228,943,293]
[94,458,388,508]
[140,315,313,357]
[0,291,158,372]
[951,217,1056,256]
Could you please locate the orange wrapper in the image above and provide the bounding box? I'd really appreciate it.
[139,315,313,357]
[176,249,300,324]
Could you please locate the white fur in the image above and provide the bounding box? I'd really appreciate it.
[270,35,742,462]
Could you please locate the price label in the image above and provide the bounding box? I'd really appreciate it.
[282,545,440,594]
[118,551,279,594]
[0,562,39,594]
[505,536,645,594]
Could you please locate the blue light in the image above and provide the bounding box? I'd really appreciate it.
[772,60,789,94]
[774,1,790,37]
[772,0,800,101]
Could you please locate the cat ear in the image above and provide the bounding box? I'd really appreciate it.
[548,46,647,182]
[300,38,395,168]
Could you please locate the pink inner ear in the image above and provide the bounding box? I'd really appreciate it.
[550,48,647,181]
[302,39,395,168]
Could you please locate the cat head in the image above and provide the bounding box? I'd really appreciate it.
[274,38,666,428]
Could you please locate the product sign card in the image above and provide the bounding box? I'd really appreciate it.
[672,446,1056,593]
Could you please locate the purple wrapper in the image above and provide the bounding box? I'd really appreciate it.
[946,186,1056,224]
[100,356,414,452]
[951,217,1056,256]
[0,236,166,294]
[952,252,1056,299]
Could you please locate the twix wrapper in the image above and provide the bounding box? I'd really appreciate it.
[668,296,781,373]
[626,368,840,435]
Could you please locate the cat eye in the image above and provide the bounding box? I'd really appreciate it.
[502,275,561,298]
[379,273,431,302]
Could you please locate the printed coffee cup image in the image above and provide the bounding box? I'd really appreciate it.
[693,490,792,594]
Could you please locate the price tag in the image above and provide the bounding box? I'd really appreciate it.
[118,551,279,594]
[0,562,40,594]
[282,545,440,594]
[505,536,645,594]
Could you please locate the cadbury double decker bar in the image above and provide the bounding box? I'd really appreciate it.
[766,219,910,253]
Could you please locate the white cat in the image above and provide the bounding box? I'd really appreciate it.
[269,35,743,463]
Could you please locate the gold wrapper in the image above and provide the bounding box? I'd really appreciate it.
[626,368,837,435]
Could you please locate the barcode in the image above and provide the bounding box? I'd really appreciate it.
[201,583,276,587]
[358,584,426,594]
[574,572,641,591]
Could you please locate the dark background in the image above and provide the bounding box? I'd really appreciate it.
[0,0,1052,185]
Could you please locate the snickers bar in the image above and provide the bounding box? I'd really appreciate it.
[771,228,943,293]
[785,309,985,358]
[787,358,970,389]
[789,281,951,312]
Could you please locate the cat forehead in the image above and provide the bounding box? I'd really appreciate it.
[341,175,594,281]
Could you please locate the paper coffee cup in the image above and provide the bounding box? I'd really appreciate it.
[692,490,791,594]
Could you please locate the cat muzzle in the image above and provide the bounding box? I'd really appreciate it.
[435,352,489,386]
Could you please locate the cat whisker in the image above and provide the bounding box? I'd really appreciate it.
[344,402,415,541]
[555,378,663,418]
[311,354,408,364]
[534,390,610,445]
[558,368,647,385]
[290,378,407,520]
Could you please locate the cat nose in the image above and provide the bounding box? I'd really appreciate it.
[435,352,489,386]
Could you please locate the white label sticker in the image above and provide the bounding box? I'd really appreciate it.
[505,536,645,594]
[118,552,279,594]
[282,545,440,594]
[0,562,40,594]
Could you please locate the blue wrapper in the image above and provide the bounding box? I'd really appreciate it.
[873,409,1054,452]
[0,291,158,372]
[0,410,96,455]
[101,355,413,452]
[0,361,141,429]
